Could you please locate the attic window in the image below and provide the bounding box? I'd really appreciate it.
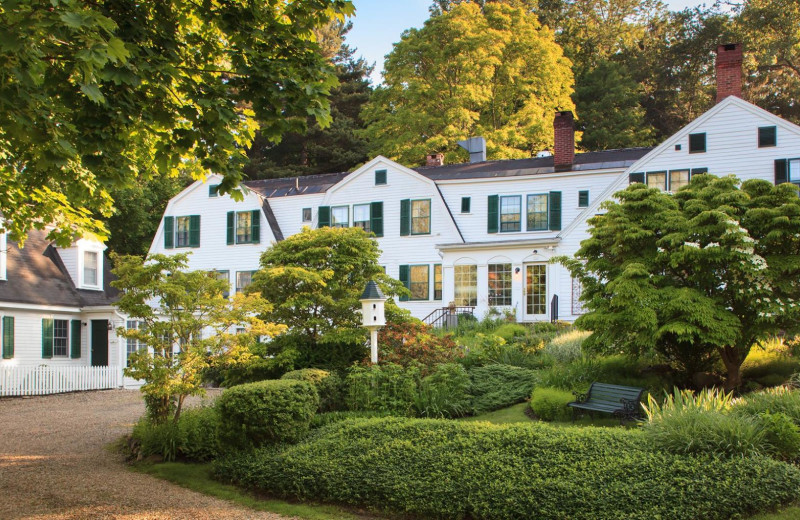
[759,126,777,148]
[689,133,706,153]
[83,251,99,287]
[209,184,220,197]
[375,170,387,185]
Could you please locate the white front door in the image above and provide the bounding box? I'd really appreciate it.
[523,263,548,320]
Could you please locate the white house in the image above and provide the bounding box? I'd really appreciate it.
[0,228,126,395]
[148,43,800,330]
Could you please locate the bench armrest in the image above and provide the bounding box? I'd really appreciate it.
[572,391,587,403]
[619,398,640,416]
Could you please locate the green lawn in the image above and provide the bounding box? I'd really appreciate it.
[749,506,800,519]
[460,401,632,428]
[132,461,380,520]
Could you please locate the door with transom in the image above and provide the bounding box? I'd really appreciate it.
[523,264,547,320]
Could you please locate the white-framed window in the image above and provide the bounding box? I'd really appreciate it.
[302,208,312,222]
[53,319,69,357]
[236,271,257,293]
[126,320,145,366]
[500,196,522,232]
[353,204,371,232]
[454,265,477,306]
[527,194,548,231]
[214,270,230,298]
[409,265,430,300]
[411,199,431,235]
[332,206,349,228]
[175,216,191,247]
[83,251,99,287]
[488,263,512,306]
[236,211,253,244]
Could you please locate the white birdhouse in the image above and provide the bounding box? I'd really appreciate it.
[360,281,386,328]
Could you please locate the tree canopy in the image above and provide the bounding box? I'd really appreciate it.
[560,175,800,389]
[0,0,354,246]
[362,2,574,165]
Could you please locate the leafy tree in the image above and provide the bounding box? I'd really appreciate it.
[560,175,800,390]
[0,0,354,246]
[362,2,574,165]
[735,0,800,124]
[574,59,655,150]
[250,227,407,366]
[113,253,284,423]
[244,23,373,179]
[104,174,190,256]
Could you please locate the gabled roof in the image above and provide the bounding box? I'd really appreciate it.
[0,229,118,308]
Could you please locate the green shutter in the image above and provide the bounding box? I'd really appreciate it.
[578,190,589,207]
[250,209,260,244]
[227,211,235,244]
[2,316,13,359]
[42,318,53,359]
[629,172,645,184]
[775,159,788,185]
[487,195,499,233]
[399,265,410,302]
[318,206,330,228]
[189,215,200,247]
[461,197,471,213]
[70,319,81,359]
[549,191,562,231]
[370,202,384,237]
[691,167,708,176]
[400,199,410,236]
[375,170,387,185]
[163,216,174,249]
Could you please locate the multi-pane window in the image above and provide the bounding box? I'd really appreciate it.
[236,211,253,243]
[331,206,349,228]
[411,199,431,234]
[433,264,442,300]
[488,264,512,306]
[214,270,230,298]
[526,194,548,231]
[302,208,312,222]
[236,271,257,293]
[759,126,777,148]
[83,251,98,286]
[789,159,800,184]
[126,320,145,366]
[175,216,191,247]
[647,171,667,190]
[500,196,522,232]
[689,132,706,153]
[353,204,371,232]
[409,265,430,300]
[53,319,68,357]
[454,265,477,306]
[669,170,690,192]
[526,265,547,315]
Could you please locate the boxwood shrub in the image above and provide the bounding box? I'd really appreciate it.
[529,386,574,421]
[281,368,343,412]
[214,417,800,520]
[216,379,318,449]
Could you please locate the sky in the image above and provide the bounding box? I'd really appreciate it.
[347,0,715,85]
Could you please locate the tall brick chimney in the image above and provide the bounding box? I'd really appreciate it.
[716,43,743,103]
[553,111,574,171]
[426,153,444,167]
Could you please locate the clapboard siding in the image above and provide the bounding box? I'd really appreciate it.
[149,177,276,289]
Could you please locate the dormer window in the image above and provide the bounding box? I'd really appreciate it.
[83,251,99,287]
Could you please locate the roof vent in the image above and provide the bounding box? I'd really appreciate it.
[457,136,487,163]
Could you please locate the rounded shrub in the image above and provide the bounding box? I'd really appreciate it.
[529,386,574,421]
[281,368,343,412]
[216,379,319,449]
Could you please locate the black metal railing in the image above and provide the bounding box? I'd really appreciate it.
[423,306,475,328]
[550,294,559,323]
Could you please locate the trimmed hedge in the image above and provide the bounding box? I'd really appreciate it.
[529,386,574,421]
[469,364,538,413]
[216,379,318,449]
[214,417,800,520]
[281,368,343,412]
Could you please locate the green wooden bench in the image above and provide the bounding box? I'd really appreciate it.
[567,382,645,424]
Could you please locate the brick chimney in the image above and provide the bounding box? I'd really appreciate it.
[426,153,444,167]
[553,111,574,171]
[716,43,743,103]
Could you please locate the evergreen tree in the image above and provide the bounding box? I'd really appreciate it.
[244,23,373,179]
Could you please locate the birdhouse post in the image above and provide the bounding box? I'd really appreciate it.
[360,281,386,364]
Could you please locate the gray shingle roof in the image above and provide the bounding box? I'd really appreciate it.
[243,172,351,198]
[0,229,118,308]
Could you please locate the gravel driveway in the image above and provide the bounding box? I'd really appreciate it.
[0,389,291,520]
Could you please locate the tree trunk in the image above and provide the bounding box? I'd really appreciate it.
[719,345,743,392]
